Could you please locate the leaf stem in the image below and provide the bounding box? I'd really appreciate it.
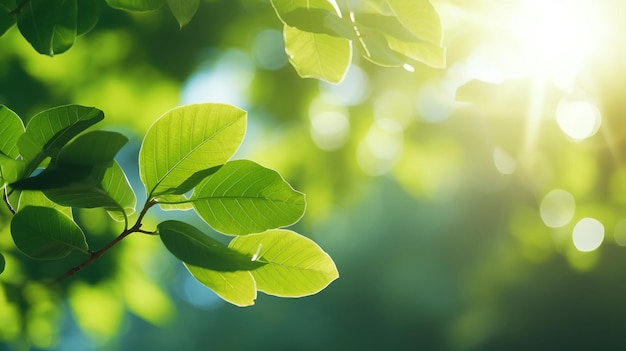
[53,199,157,284]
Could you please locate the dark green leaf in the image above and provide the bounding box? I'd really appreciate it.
[105,0,167,11]
[168,0,199,28]
[16,0,77,56]
[17,190,72,217]
[186,160,306,235]
[11,206,89,260]
[11,163,94,190]
[0,252,4,274]
[0,0,16,38]
[18,105,104,172]
[230,229,339,297]
[57,130,128,167]
[139,103,246,197]
[76,0,100,36]
[158,220,264,271]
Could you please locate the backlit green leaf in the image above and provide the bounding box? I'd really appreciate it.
[106,0,167,11]
[0,105,25,159]
[230,229,338,297]
[185,264,256,307]
[139,103,246,197]
[0,153,25,186]
[155,194,193,211]
[18,105,104,171]
[386,0,442,45]
[16,0,77,56]
[158,220,264,271]
[11,206,88,259]
[284,25,351,84]
[386,36,445,68]
[187,160,306,235]
[17,190,72,217]
[101,161,136,221]
[168,0,199,28]
[271,0,352,38]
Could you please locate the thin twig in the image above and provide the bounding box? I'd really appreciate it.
[52,199,157,284]
[3,188,15,215]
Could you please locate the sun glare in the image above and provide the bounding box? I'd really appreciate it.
[510,0,604,85]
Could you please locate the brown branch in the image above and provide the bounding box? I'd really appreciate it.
[52,199,157,285]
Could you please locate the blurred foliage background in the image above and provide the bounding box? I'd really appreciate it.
[3,0,626,350]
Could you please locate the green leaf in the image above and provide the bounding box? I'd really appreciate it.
[168,0,199,28]
[0,153,25,185]
[186,160,306,235]
[0,105,25,159]
[386,0,442,45]
[230,229,338,297]
[11,163,94,190]
[386,36,445,68]
[185,264,256,307]
[139,103,246,198]
[11,206,88,260]
[17,190,72,217]
[18,105,104,171]
[57,130,128,167]
[155,194,193,211]
[0,252,4,274]
[16,0,77,56]
[0,0,15,40]
[284,25,351,84]
[271,0,353,39]
[76,0,100,36]
[357,31,407,67]
[101,161,136,221]
[158,220,264,271]
[105,0,167,11]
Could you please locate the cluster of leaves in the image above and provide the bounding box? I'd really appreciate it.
[270,0,445,83]
[0,103,338,306]
[0,0,443,82]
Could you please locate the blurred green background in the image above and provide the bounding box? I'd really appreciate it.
[3,0,626,350]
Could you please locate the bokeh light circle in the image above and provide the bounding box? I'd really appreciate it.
[572,217,604,252]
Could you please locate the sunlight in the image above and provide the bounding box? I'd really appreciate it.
[510,0,602,84]
[572,218,604,252]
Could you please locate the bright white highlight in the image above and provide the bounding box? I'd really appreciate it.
[572,217,604,252]
[556,98,601,140]
[540,189,575,228]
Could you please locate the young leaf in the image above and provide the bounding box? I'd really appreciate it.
[18,105,104,169]
[386,37,446,69]
[185,264,257,307]
[158,220,264,271]
[271,0,352,38]
[106,0,167,11]
[230,229,338,297]
[187,160,306,235]
[284,25,351,84]
[0,252,4,274]
[0,105,25,159]
[168,0,199,28]
[101,161,136,221]
[16,0,77,56]
[57,130,128,167]
[139,103,246,198]
[11,206,89,260]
